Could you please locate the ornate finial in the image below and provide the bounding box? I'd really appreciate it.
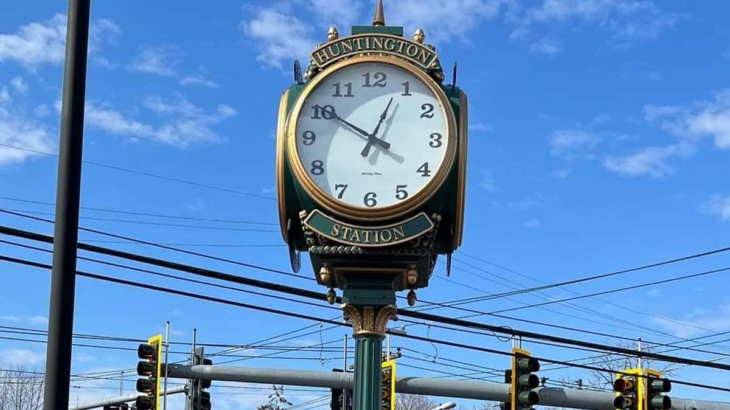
[414,28,425,43]
[373,0,385,26]
[327,26,339,42]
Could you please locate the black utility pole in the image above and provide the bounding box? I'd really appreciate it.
[43,0,91,408]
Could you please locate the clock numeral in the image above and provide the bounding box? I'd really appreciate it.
[417,162,431,177]
[302,130,316,145]
[311,104,335,120]
[334,184,348,199]
[310,160,325,175]
[429,132,442,148]
[362,72,387,88]
[396,185,409,200]
[332,82,354,97]
[420,103,434,119]
[363,192,378,207]
[401,81,412,96]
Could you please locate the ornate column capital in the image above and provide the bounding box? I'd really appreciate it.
[342,304,398,338]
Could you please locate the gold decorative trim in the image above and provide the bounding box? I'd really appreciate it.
[285,55,458,222]
[453,89,469,250]
[276,88,291,243]
[342,304,398,337]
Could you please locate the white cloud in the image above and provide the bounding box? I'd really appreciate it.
[508,194,543,210]
[699,194,730,221]
[478,169,498,192]
[240,0,513,70]
[384,0,511,43]
[0,105,55,166]
[644,89,730,150]
[0,315,48,325]
[602,141,695,178]
[307,0,363,28]
[53,95,238,148]
[240,4,318,70]
[10,77,28,93]
[470,122,494,132]
[179,74,218,88]
[128,45,179,76]
[647,288,661,297]
[524,219,541,229]
[548,129,600,159]
[0,349,45,365]
[0,87,9,104]
[653,300,730,339]
[0,14,119,71]
[514,0,676,51]
[529,36,562,56]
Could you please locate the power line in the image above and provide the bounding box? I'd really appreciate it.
[8,207,728,355]
[418,243,730,310]
[0,196,278,225]
[0,143,275,202]
[0,208,278,232]
[2,225,729,372]
[11,235,712,359]
[3,253,730,387]
[5,212,730,360]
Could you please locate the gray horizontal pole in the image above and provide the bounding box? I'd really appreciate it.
[68,385,186,410]
[167,364,729,410]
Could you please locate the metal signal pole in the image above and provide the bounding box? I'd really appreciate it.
[43,0,91,408]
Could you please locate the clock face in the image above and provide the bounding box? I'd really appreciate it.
[293,60,451,211]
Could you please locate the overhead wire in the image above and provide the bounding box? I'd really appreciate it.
[4,215,730,360]
[2,225,729,371]
[2,253,730,394]
[2,205,724,357]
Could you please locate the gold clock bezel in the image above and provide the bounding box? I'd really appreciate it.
[285,55,458,221]
[276,88,291,243]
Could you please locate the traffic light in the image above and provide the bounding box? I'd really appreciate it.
[613,369,641,410]
[510,348,540,410]
[645,368,671,410]
[136,334,163,410]
[330,369,352,410]
[381,360,396,410]
[499,369,512,410]
[187,347,213,410]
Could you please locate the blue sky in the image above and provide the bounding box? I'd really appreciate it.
[1,0,730,408]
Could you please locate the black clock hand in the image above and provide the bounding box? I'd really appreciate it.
[371,97,393,137]
[321,105,391,150]
[361,97,394,157]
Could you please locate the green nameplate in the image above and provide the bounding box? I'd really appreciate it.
[310,34,437,71]
[303,210,434,247]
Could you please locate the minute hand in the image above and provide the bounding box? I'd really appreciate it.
[334,115,391,149]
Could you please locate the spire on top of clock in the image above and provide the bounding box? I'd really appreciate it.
[372,0,386,27]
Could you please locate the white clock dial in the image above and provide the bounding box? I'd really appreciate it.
[293,60,450,211]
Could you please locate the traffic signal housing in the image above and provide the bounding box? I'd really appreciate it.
[135,334,163,410]
[510,348,540,410]
[187,347,213,410]
[645,368,671,410]
[613,369,642,410]
[330,368,352,410]
[381,360,396,410]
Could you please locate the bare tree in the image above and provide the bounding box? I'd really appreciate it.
[395,394,437,410]
[257,384,292,410]
[587,340,680,389]
[0,364,45,410]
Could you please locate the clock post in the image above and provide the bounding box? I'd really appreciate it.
[275,1,469,409]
